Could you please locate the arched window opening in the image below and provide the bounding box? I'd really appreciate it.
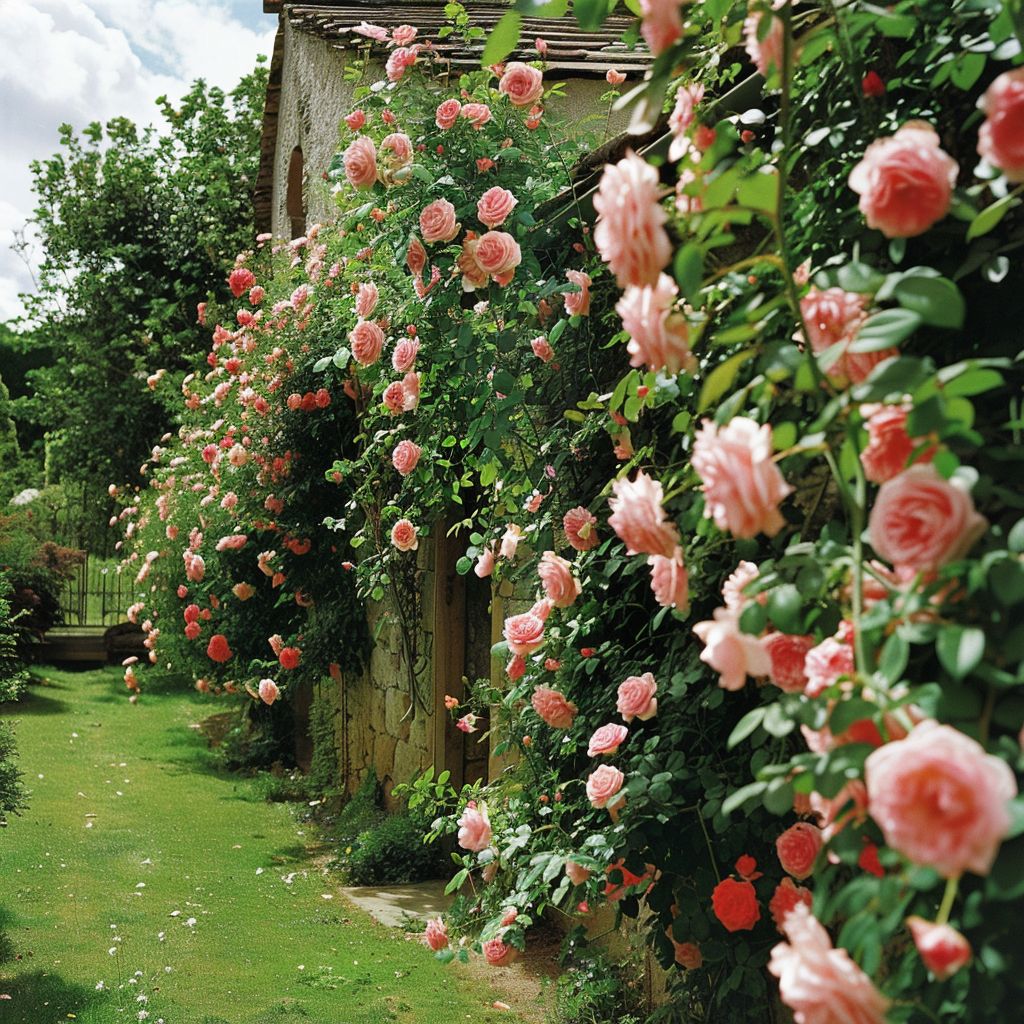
[286,146,305,239]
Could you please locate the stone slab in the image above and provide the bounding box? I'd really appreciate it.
[340,879,451,930]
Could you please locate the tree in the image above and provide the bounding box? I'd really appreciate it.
[16,63,269,512]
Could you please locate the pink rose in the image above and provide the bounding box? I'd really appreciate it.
[849,122,959,238]
[722,560,760,609]
[606,68,626,86]
[391,24,417,46]
[482,937,517,966]
[616,672,657,722]
[565,860,591,885]
[385,46,417,83]
[215,534,247,552]
[392,439,422,476]
[435,98,462,130]
[860,404,933,483]
[692,417,792,538]
[504,604,548,655]
[457,232,488,291]
[391,338,420,373]
[538,551,580,608]
[799,287,893,387]
[804,635,855,698]
[762,632,815,694]
[744,0,786,77]
[906,918,972,981]
[353,21,389,41]
[594,151,671,289]
[475,231,522,285]
[355,281,379,318]
[506,654,526,680]
[343,135,377,189]
[390,518,418,552]
[406,236,427,277]
[775,823,823,881]
[500,524,522,560]
[586,764,625,810]
[382,380,407,415]
[530,335,554,363]
[868,464,987,572]
[563,270,591,317]
[258,678,279,706]
[648,548,689,611]
[865,720,1016,877]
[617,273,695,374]
[669,82,705,156]
[477,187,518,229]
[419,199,460,244]
[344,109,366,131]
[978,68,1024,181]
[608,470,680,558]
[639,0,683,55]
[531,686,577,729]
[563,506,599,552]
[460,103,492,129]
[498,62,544,107]
[457,801,492,852]
[379,132,414,184]
[692,609,771,691]
[474,545,496,578]
[424,917,449,951]
[401,371,420,410]
[349,319,384,367]
[588,723,628,757]
[769,905,890,1024]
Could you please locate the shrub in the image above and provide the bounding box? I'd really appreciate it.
[334,770,385,848]
[347,810,447,886]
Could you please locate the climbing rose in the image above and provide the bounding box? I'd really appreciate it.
[639,0,682,54]
[692,609,771,691]
[848,122,958,238]
[868,464,987,572]
[391,518,419,552]
[594,150,671,288]
[907,918,972,980]
[500,524,522,560]
[692,417,792,538]
[385,47,417,83]
[865,720,1017,877]
[228,267,255,298]
[776,823,823,881]
[382,381,407,415]
[344,109,365,131]
[586,764,626,809]
[424,917,449,951]
[531,686,578,729]
[406,236,427,277]
[668,82,705,158]
[762,632,815,694]
[257,679,279,706]
[504,602,549,655]
[538,551,580,608]
[419,199,460,244]
[563,506,598,551]
[278,647,301,670]
[565,860,591,885]
[722,560,760,609]
[744,0,786,77]
[232,582,255,601]
[860,404,933,483]
[482,938,516,966]
[587,723,628,757]
[768,878,813,933]
[804,636,855,698]
[477,186,518,228]
[349,319,384,367]
[391,24,416,45]
[474,231,522,285]
[206,634,232,663]
[606,68,626,86]
[608,470,679,558]
[531,335,554,363]
[474,545,496,578]
[769,904,890,1024]
[392,338,420,374]
[355,281,379,318]
[498,62,544,107]
[711,878,760,932]
[648,548,689,611]
[435,98,462,130]
[457,801,492,851]
[506,654,526,680]
[799,287,892,387]
[616,672,658,722]
[460,103,492,129]
[978,69,1024,181]
[343,135,378,189]
[563,270,591,317]
[617,273,695,375]
[392,439,422,476]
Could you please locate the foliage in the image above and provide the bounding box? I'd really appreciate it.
[334,769,386,847]
[0,574,27,828]
[346,809,448,886]
[551,949,645,1024]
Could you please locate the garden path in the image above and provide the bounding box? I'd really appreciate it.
[0,667,519,1023]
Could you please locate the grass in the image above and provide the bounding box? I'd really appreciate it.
[0,667,515,1024]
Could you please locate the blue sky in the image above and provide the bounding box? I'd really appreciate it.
[0,1,278,322]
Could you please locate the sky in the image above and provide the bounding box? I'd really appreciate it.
[0,0,278,323]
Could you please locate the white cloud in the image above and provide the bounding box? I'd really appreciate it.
[0,0,276,322]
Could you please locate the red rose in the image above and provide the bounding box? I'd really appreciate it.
[711,878,760,932]
[206,634,233,663]
[768,877,813,933]
[279,646,302,670]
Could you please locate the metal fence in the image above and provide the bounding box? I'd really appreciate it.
[60,554,129,627]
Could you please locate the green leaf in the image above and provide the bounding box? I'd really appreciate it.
[767,584,802,633]
[763,778,794,815]
[722,781,767,815]
[727,707,765,749]
[892,276,965,329]
[990,557,1024,607]
[332,346,351,369]
[673,244,702,303]
[481,10,522,67]
[828,698,877,735]
[936,625,985,680]
[736,169,779,214]
[514,0,568,15]
[573,0,616,30]
[943,367,1004,398]
[878,631,909,685]
[967,194,1018,241]
[313,355,331,372]
[850,309,922,353]
[698,349,756,412]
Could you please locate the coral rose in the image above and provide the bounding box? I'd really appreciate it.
[768,878,813,933]
[435,98,462,130]
[506,654,526,680]
[616,672,657,722]
[424,917,449,951]
[587,723,628,757]
[672,940,702,970]
[799,287,893,387]
[860,403,933,484]
[865,720,1017,877]
[594,150,671,288]
[392,337,420,373]
[531,335,554,363]
[776,823,823,881]
[391,518,419,552]
[474,545,495,578]
[344,109,365,131]
[978,68,1024,181]
[482,937,517,966]
[355,281,378,318]
[343,135,378,189]
[711,878,760,932]
[869,464,987,572]
[392,439,422,476]
[460,103,492,129]
[475,231,522,285]
[457,801,492,851]
[586,764,625,810]
[762,632,815,694]
[278,646,301,670]
[648,547,689,611]
[382,380,407,415]
[531,686,577,729]
[504,603,548,655]
[477,186,518,229]
[565,860,591,885]
[692,608,771,691]
[349,319,384,367]
[537,551,580,608]
[207,634,232,663]
[563,270,591,317]
[849,122,958,238]
[419,199,460,244]
[228,267,255,298]
[498,62,544,107]
[639,0,683,55]
[618,273,695,375]
[406,235,427,277]
[692,417,792,538]
[804,635,855,698]
[906,917,972,980]
[606,68,626,86]
[769,904,890,1024]
[563,506,599,552]
[608,470,679,558]
[258,678,279,706]
[722,560,760,609]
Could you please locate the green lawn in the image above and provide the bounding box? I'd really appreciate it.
[0,667,512,1024]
